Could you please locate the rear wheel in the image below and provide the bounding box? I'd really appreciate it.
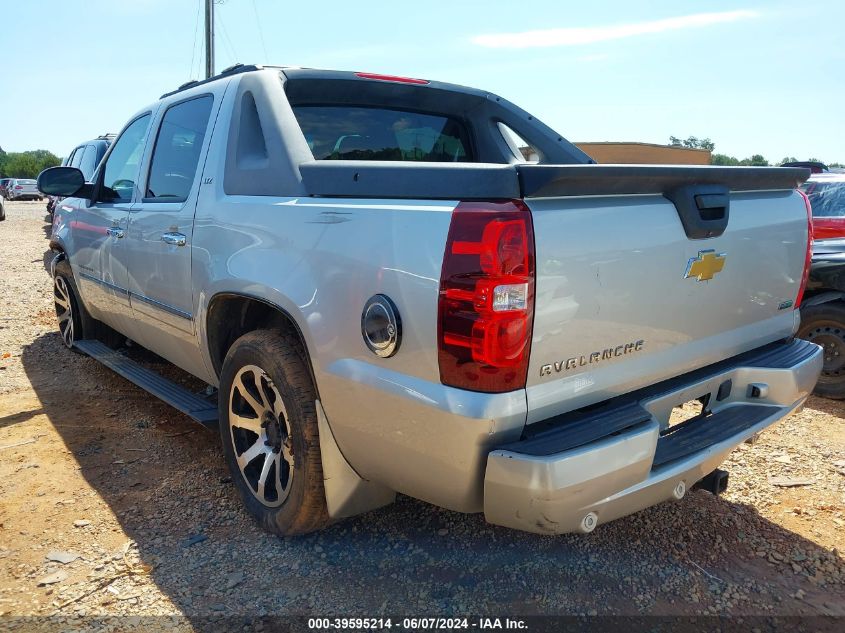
[798,302,845,399]
[218,329,330,535]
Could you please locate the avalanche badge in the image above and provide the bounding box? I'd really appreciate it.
[684,250,726,282]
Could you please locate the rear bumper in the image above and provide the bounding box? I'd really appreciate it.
[483,338,822,534]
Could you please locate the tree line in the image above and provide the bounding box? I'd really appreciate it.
[669,136,843,168]
[0,149,62,179]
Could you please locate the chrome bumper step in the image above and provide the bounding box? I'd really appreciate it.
[74,339,218,427]
[652,404,776,468]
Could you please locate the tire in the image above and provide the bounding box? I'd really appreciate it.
[53,259,91,350]
[798,302,845,399]
[218,329,330,536]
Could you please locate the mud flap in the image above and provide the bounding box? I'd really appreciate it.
[316,400,395,519]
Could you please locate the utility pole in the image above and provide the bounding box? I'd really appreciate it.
[204,0,215,79]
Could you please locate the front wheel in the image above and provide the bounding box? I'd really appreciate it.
[798,302,845,399]
[218,329,330,535]
[53,259,88,350]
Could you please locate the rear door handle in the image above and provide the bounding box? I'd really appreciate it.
[162,232,187,246]
[106,227,125,239]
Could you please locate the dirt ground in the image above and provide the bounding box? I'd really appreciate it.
[1,200,844,630]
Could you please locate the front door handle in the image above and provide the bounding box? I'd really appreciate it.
[162,232,187,246]
[106,227,125,239]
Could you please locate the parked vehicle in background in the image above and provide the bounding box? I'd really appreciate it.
[0,195,5,221]
[783,161,828,174]
[38,64,821,537]
[0,178,12,198]
[797,172,845,398]
[48,135,115,216]
[801,172,845,239]
[7,178,41,201]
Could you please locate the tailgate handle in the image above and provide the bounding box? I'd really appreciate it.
[665,185,730,239]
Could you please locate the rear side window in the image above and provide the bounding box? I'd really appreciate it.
[145,95,214,202]
[79,144,99,180]
[69,146,85,169]
[803,181,845,218]
[293,106,472,162]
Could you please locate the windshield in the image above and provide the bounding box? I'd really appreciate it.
[802,180,845,217]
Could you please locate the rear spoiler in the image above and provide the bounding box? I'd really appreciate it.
[299,162,810,201]
[517,164,811,198]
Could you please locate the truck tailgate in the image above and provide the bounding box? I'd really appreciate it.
[521,165,810,423]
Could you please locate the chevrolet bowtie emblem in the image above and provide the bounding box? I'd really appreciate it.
[685,250,726,281]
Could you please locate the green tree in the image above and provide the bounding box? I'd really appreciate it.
[739,154,770,166]
[668,136,715,151]
[0,150,61,178]
[779,156,798,165]
[711,153,740,166]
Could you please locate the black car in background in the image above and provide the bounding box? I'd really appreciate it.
[47,134,115,215]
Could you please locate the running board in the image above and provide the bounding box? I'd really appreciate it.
[74,339,218,427]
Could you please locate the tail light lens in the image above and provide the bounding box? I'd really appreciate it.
[14,185,22,190]
[438,200,535,393]
[795,189,813,309]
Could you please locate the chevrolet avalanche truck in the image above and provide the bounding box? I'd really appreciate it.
[38,64,822,536]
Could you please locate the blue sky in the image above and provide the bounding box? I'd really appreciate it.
[2,0,843,163]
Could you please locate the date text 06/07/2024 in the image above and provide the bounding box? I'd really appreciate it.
[306,617,528,630]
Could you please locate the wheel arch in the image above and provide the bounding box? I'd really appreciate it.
[49,237,66,254]
[205,292,320,394]
[801,291,845,309]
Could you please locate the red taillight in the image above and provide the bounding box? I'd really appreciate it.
[438,200,535,393]
[795,189,813,309]
[354,72,429,85]
[14,185,22,189]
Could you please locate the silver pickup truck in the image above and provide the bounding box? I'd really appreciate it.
[38,64,822,536]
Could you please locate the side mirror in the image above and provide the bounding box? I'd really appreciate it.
[37,167,87,197]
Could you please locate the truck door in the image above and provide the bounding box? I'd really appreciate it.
[121,93,217,376]
[71,114,152,334]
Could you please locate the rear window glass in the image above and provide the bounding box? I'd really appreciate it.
[802,181,845,217]
[19,179,36,184]
[292,106,472,162]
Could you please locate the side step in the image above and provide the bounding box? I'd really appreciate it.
[74,339,218,428]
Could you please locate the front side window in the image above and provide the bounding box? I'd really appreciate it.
[293,106,472,162]
[145,95,214,202]
[101,114,152,202]
[802,181,845,218]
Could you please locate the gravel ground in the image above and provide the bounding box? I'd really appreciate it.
[0,200,844,630]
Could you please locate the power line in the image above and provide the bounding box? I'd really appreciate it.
[216,10,239,65]
[189,0,202,79]
[250,0,269,63]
